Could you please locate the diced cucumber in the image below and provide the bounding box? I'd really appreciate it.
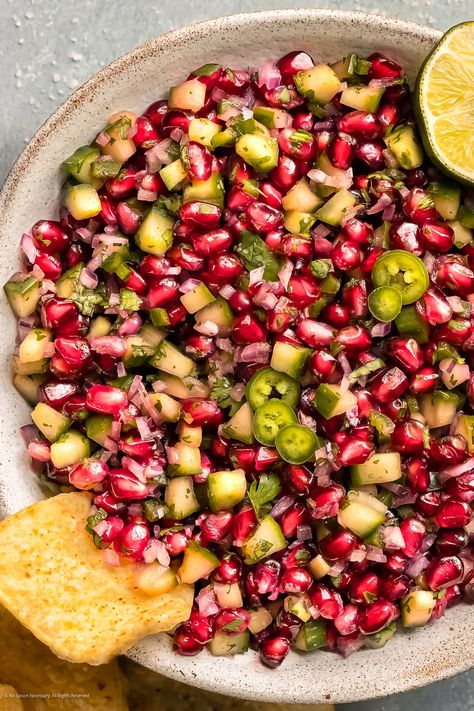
[150,308,170,327]
[270,341,311,380]
[85,414,113,446]
[12,355,48,376]
[340,85,384,113]
[314,383,358,419]
[50,429,90,468]
[188,117,222,147]
[384,123,423,170]
[101,111,137,162]
[285,594,312,622]
[179,540,219,583]
[294,64,342,104]
[62,145,103,189]
[395,305,430,344]
[133,565,178,596]
[281,178,323,212]
[149,341,195,378]
[208,468,247,512]
[316,189,357,226]
[213,581,244,609]
[148,392,182,423]
[123,335,155,368]
[241,515,286,565]
[337,493,386,538]
[168,78,207,112]
[13,373,46,404]
[253,106,290,129]
[294,619,327,652]
[429,180,461,221]
[56,263,82,299]
[235,134,279,173]
[207,630,250,656]
[180,282,215,314]
[168,441,201,476]
[457,206,474,229]
[351,452,402,486]
[284,210,316,234]
[315,152,350,187]
[448,220,473,248]
[347,489,388,514]
[248,607,273,634]
[183,173,225,208]
[31,403,71,443]
[364,621,397,649]
[177,421,202,448]
[139,323,165,347]
[401,590,435,627]
[330,53,371,80]
[155,372,209,399]
[211,126,238,149]
[4,275,41,318]
[308,554,331,580]
[159,159,189,192]
[18,328,52,363]
[62,183,101,220]
[454,413,474,452]
[221,402,255,444]
[420,391,459,429]
[195,297,233,334]
[165,476,200,520]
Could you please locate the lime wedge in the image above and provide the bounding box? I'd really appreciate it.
[414,22,474,186]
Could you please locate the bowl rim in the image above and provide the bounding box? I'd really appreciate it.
[3,8,467,706]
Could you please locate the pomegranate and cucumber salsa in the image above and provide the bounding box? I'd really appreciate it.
[4,47,474,668]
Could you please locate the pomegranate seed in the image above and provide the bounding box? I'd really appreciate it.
[93,492,127,515]
[174,625,204,655]
[415,490,442,517]
[377,103,399,131]
[430,435,468,465]
[184,608,215,643]
[254,446,280,471]
[109,468,149,500]
[148,277,180,309]
[390,222,422,255]
[281,503,307,539]
[212,553,242,584]
[215,608,250,635]
[32,220,70,254]
[308,350,339,382]
[269,154,300,190]
[260,182,283,209]
[183,141,213,181]
[417,287,453,326]
[425,556,464,590]
[342,280,368,318]
[280,567,312,593]
[254,559,281,595]
[435,499,472,528]
[358,599,399,634]
[400,517,425,556]
[296,319,334,348]
[410,366,439,395]
[200,511,234,543]
[444,471,474,503]
[370,367,409,403]
[277,50,314,80]
[331,240,361,271]
[337,438,374,466]
[180,201,221,229]
[181,398,222,427]
[355,141,385,169]
[387,337,424,373]
[391,419,425,454]
[247,202,283,233]
[86,384,128,414]
[96,516,124,544]
[368,53,402,79]
[105,167,137,199]
[259,634,290,668]
[342,218,373,244]
[348,572,380,604]
[380,573,410,601]
[232,313,267,344]
[184,334,216,360]
[435,256,474,296]
[403,188,437,224]
[406,457,430,493]
[283,464,315,496]
[337,111,382,139]
[421,221,454,253]
[232,505,257,546]
[163,529,189,556]
[319,530,358,561]
[309,584,344,619]
[115,520,150,560]
[307,484,345,520]
[69,458,109,490]
[328,134,355,169]
[34,252,62,280]
[208,253,244,283]
[434,529,468,556]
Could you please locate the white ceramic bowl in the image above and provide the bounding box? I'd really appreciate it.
[1,8,473,705]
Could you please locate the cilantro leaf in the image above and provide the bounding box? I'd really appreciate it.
[210,376,234,409]
[248,473,282,519]
[310,259,331,279]
[119,288,142,311]
[72,283,108,316]
[235,231,280,281]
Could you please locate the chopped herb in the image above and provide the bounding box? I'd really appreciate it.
[119,288,142,311]
[234,230,280,281]
[310,259,331,279]
[248,473,282,519]
[72,283,108,316]
[349,358,385,383]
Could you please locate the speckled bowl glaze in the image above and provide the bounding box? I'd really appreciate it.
[0,8,472,705]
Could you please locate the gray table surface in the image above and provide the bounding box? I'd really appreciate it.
[0,0,472,708]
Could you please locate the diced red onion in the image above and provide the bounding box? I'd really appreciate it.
[128,374,143,399]
[219,284,236,300]
[367,193,392,215]
[371,322,391,337]
[369,76,401,88]
[312,223,332,239]
[337,635,365,658]
[366,546,387,563]
[170,127,184,142]
[145,144,163,173]
[349,548,367,563]
[278,259,294,290]
[406,554,430,579]
[91,336,127,357]
[194,320,219,336]
[439,456,474,484]
[216,337,233,352]
[109,420,122,441]
[248,266,265,286]
[308,167,353,189]
[339,375,350,395]
[136,416,154,441]
[449,412,461,436]
[337,352,352,375]
[253,288,279,311]
[447,295,464,313]
[327,559,346,577]
[296,524,313,541]
[179,277,202,294]
[382,203,396,222]
[312,120,334,132]
[423,251,436,275]
[151,379,167,393]
[166,446,179,465]
[218,105,243,122]
[421,533,437,553]
[43,342,56,358]
[27,439,51,462]
[239,342,271,363]
[399,186,410,199]
[143,538,170,566]
[270,495,296,519]
[31,264,45,281]
[20,424,38,446]
[79,267,99,289]
[346,406,359,427]
[137,188,158,202]
[103,436,119,453]
[440,359,470,389]
[20,233,38,263]
[117,314,143,337]
[382,526,405,549]
[154,138,175,165]
[210,86,228,103]
[96,130,111,147]
[229,382,245,402]
[257,60,282,90]
[196,585,219,617]
[382,148,399,168]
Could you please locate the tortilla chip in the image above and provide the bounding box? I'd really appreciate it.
[122,659,335,711]
[0,492,193,665]
[0,606,128,711]
[0,685,24,711]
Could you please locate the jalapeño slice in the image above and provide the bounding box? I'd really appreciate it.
[371,250,429,305]
[246,367,300,411]
[275,423,320,465]
[253,398,297,446]
[368,286,403,322]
